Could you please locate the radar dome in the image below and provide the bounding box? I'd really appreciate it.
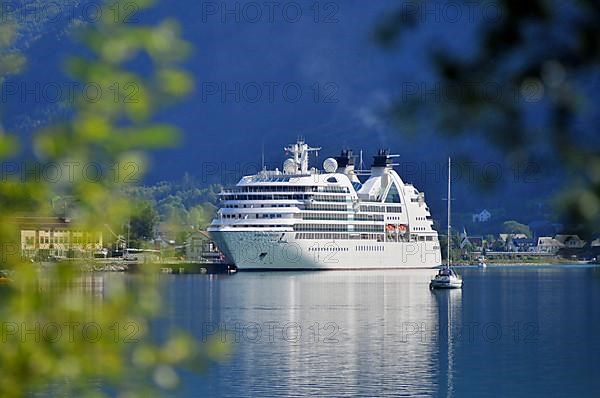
[283,158,296,174]
[323,158,338,173]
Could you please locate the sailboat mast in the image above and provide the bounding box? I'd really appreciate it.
[447,157,451,268]
[261,139,265,171]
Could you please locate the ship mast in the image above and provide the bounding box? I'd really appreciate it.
[447,157,451,269]
[284,139,320,174]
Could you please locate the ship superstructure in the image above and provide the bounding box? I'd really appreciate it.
[208,139,441,270]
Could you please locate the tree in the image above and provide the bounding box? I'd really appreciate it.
[0,1,226,396]
[188,203,218,229]
[129,201,159,247]
[485,234,496,248]
[492,239,507,252]
[502,220,532,238]
[376,0,600,233]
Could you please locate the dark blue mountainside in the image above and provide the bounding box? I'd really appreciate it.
[2,0,567,218]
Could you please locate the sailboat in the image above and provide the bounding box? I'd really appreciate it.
[430,158,463,289]
[477,248,487,268]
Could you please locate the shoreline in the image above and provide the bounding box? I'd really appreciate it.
[452,260,598,267]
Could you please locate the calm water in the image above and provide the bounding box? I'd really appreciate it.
[152,266,600,397]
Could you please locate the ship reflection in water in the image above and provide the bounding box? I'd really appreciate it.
[157,270,460,397]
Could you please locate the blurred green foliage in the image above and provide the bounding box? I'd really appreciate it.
[0,1,228,396]
[121,177,220,247]
[376,0,600,235]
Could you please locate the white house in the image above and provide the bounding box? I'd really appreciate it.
[472,209,491,223]
[536,237,565,253]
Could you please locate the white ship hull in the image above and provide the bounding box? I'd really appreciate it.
[211,230,441,270]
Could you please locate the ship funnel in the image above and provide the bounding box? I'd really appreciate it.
[372,149,393,168]
[371,149,399,177]
[334,149,360,182]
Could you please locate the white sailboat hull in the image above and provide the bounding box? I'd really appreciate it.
[429,277,463,289]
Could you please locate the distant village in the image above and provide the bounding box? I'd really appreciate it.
[453,209,600,263]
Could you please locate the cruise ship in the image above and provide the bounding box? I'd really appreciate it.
[208,139,442,270]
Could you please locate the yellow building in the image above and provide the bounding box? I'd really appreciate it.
[14,217,103,259]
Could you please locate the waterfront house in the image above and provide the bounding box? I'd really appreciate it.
[459,232,484,250]
[499,234,531,252]
[554,234,586,249]
[536,236,565,253]
[512,238,536,252]
[14,216,103,259]
[186,231,225,263]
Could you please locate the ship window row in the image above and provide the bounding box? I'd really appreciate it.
[224,185,302,193]
[228,225,287,228]
[301,213,349,221]
[299,213,388,221]
[414,227,427,231]
[221,193,350,202]
[295,224,348,232]
[354,214,385,221]
[308,246,349,252]
[252,176,293,182]
[357,233,385,241]
[305,204,349,212]
[313,186,349,193]
[223,204,294,208]
[360,205,386,213]
[358,205,404,213]
[354,225,384,232]
[225,186,349,193]
[312,195,351,202]
[357,245,384,252]
[296,233,349,240]
[295,224,385,233]
[222,214,283,219]
[221,194,309,201]
[295,233,384,241]
[409,235,437,241]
